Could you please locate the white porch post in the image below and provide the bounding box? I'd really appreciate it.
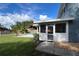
[66,22,69,42]
[45,25,48,44]
[53,24,55,35]
[46,25,48,43]
[53,24,55,41]
[46,25,48,41]
[66,22,68,34]
[38,25,40,41]
[39,25,40,34]
[37,26,38,34]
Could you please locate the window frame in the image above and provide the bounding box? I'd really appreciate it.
[55,23,66,33]
[48,25,53,34]
[40,25,46,33]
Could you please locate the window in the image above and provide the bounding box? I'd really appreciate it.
[40,25,46,33]
[55,23,66,33]
[48,25,53,34]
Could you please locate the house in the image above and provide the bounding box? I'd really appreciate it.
[34,3,79,55]
[34,3,79,43]
[34,18,74,42]
[27,25,38,33]
[57,3,79,42]
[0,27,11,35]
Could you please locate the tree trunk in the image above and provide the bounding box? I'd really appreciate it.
[15,30,21,36]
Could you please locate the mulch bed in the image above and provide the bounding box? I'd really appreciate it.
[54,42,79,52]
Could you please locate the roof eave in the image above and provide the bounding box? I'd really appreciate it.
[34,18,74,24]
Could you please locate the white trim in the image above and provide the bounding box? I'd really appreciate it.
[53,24,55,41]
[39,25,40,33]
[34,18,74,24]
[46,25,48,41]
[47,25,54,41]
[37,27,38,33]
[66,22,69,33]
[66,22,69,42]
[39,25,40,40]
[53,24,55,35]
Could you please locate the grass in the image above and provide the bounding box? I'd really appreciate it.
[0,34,36,56]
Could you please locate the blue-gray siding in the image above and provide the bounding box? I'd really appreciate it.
[59,3,79,42]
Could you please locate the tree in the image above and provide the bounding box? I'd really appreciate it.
[11,20,33,36]
[11,22,22,36]
[21,20,33,33]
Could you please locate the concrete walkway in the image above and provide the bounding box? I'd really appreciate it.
[36,42,79,56]
[17,33,34,38]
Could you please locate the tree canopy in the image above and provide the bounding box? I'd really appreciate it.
[11,20,33,35]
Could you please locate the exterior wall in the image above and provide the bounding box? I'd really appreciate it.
[39,33,47,41]
[60,4,79,19]
[54,22,68,42]
[38,22,68,42]
[39,25,47,41]
[0,30,11,35]
[69,19,79,42]
[59,3,79,42]
[54,33,68,42]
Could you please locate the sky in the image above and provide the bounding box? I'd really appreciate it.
[0,3,60,29]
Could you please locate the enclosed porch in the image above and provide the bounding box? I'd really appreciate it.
[34,18,74,42]
[38,22,68,42]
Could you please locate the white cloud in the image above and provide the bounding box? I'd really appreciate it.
[0,13,33,29]
[39,15,48,20]
[7,13,33,22]
[39,15,52,21]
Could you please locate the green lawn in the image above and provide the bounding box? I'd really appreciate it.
[0,34,36,56]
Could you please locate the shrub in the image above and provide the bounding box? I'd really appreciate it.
[33,33,40,46]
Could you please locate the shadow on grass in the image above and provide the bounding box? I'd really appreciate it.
[0,42,57,56]
[0,42,36,56]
